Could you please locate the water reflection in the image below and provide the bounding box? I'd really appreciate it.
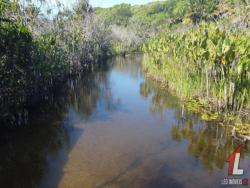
[171,118,250,174]
[0,55,249,188]
[0,62,119,188]
[140,78,180,113]
[141,73,250,178]
[67,64,121,121]
[0,95,73,188]
[110,54,143,79]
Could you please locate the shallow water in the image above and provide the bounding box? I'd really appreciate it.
[0,55,249,188]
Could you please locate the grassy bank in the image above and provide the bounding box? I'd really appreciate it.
[142,22,250,135]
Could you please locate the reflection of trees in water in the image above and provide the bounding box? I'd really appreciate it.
[67,63,120,118]
[140,75,250,175]
[110,54,143,79]
[0,94,72,188]
[68,69,108,117]
[139,77,180,113]
[0,62,117,188]
[173,119,229,174]
[171,117,250,174]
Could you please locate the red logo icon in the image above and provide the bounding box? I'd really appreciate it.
[227,146,244,176]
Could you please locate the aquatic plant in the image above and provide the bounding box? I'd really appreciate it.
[143,22,250,121]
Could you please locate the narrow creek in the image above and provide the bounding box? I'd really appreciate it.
[0,55,249,188]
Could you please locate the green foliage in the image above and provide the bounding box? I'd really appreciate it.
[143,22,250,116]
[95,0,220,28]
[94,0,222,55]
[1,0,249,127]
[188,0,219,23]
[173,0,189,17]
[96,4,132,26]
[0,0,112,126]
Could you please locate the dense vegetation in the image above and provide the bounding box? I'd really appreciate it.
[0,0,111,126]
[94,0,223,54]
[141,0,250,134]
[1,0,250,133]
[143,23,250,111]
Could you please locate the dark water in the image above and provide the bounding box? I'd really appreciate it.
[0,55,249,188]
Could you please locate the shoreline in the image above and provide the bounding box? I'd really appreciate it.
[142,61,250,137]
